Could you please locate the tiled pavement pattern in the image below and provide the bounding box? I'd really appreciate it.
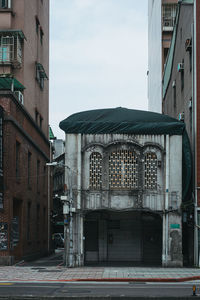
[0,266,200,282]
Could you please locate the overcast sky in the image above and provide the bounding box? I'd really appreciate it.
[50,0,148,139]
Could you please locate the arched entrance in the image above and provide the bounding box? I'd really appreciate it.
[84,210,162,266]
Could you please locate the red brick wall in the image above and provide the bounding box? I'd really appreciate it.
[0,95,50,262]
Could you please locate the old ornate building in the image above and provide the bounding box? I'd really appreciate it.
[60,107,191,267]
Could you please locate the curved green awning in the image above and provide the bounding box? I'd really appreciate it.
[0,77,25,91]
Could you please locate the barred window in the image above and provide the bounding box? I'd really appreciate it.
[144,152,157,189]
[109,150,138,189]
[89,152,102,189]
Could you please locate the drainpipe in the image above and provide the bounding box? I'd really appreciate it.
[165,134,170,265]
[193,0,198,266]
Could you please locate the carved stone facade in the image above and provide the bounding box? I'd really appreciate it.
[64,133,183,267]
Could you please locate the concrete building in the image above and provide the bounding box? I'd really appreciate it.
[59,107,191,267]
[0,0,50,264]
[163,0,200,266]
[148,0,177,113]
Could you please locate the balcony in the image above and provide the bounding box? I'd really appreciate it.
[162,4,177,32]
[0,30,25,68]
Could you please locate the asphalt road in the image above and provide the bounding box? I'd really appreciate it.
[0,281,199,299]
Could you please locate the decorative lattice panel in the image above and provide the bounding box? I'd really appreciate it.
[109,150,138,189]
[144,152,157,189]
[89,152,102,189]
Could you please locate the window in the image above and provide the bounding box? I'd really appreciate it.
[27,202,31,241]
[0,34,22,66]
[144,152,158,190]
[0,0,11,9]
[28,152,32,187]
[109,150,138,189]
[0,36,14,63]
[43,165,46,191]
[89,152,102,189]
[164,48,169,64]
[40,28,44,45]
[43,207,46,241]
[162,4,177,29]
[16,141,20,179]
[37,160,40,192]
[40,116,43,129]
[36,204,40,241]
[35,62,48,90]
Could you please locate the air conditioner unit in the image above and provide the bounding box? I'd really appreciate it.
[178,112,184,121]
[14,91,24,105]
[185,38,192,52]
[188,99,192,109]
[164,21,170,27]
[177,63,184,72]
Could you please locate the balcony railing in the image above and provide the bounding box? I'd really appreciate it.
[0,32,23,67]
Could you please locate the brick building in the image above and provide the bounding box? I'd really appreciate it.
[148,0,177,113]
[0,0,50,264]
[162,0,200,266]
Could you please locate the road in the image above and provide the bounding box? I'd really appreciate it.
[0,281,199,299]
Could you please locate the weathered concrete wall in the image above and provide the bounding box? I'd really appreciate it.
[65,133,183,267]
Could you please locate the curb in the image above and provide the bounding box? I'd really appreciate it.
[1,276,200,283]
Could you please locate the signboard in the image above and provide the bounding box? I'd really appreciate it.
[170,224,180,229]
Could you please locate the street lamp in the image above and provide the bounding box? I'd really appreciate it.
[46,161,74,267]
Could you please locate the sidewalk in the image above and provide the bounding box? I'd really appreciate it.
[0,251,200,283]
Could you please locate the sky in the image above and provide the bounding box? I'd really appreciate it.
[50,0,148,139]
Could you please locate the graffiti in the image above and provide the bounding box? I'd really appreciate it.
[170,230,182,261]
[0,223,8,250]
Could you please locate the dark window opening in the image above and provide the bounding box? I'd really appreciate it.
[164,48,169,64]
[27,202,31,241]
[40,28,44,45]
[28,152,32,187]
[16,141,20,179]
[37,159,40,192]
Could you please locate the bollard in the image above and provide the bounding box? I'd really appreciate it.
[193,285,196,296]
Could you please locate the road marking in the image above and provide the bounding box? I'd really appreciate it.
[0,283,14,286]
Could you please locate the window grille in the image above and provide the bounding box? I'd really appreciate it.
[0,36,14,63]
[109,150,138,189]
[144,152,157,190]
[162,4,177,28]
[89,152,102,189]
[0,34,22,66]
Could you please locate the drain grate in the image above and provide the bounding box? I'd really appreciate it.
[61,289,91,294]
[38,269,62,272]
[31,267,46,270]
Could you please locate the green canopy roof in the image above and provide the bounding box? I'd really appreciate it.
[60,107,185,135]
[0,77,25,91]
